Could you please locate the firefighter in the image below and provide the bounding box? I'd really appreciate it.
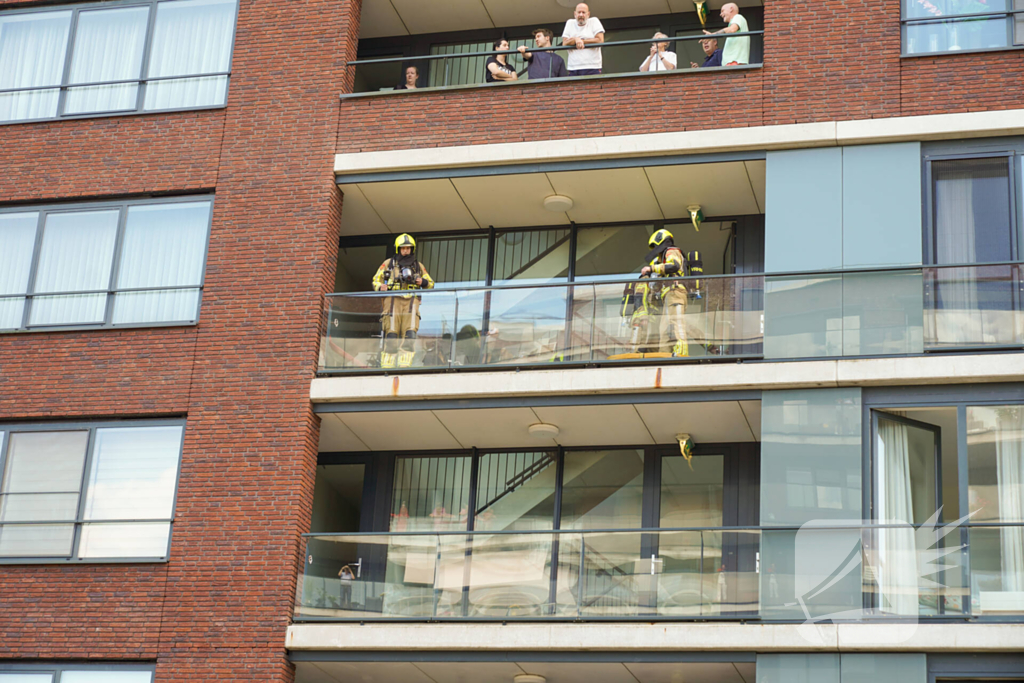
[372,234,434,368]
[641,229,688,357]
[621,273,654,354]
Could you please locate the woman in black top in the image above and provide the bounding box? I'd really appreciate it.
[485,39,517,83]
[396,65,419,89]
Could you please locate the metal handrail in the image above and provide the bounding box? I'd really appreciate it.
[902,7,1024,22]
[325,260,1024,298]
[301,521,1007,538]
[345,31,764,67]
[0,70,231,96]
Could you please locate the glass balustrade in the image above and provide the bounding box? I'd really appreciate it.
[320,265,1024,372]
[294,523,1022,620]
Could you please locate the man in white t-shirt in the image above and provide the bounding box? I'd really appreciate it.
[703,2,750,65]
[561,3,605,76]
[639,32,677,72]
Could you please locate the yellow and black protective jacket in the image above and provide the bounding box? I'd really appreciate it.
[372,258,435,298]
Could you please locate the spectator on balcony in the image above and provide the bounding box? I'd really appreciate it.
[703,2,749,66]
[485,39,518,82]
[561,3,605,76]
[639,32,677,72]
[395,65,419,89]
[518,28,567,80]
[690,37,723,68]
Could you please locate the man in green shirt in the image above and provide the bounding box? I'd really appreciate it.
[703,2,749,65]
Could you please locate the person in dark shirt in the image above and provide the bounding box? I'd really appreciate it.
[485,39,518,83]
[517,28,568,80]
[395,65,419,89]
[690,37,723,68]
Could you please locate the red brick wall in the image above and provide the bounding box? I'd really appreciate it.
[336,0,1024,153]
[0,0,355,679]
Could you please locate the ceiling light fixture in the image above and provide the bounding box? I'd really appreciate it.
[543,194,574,212]
[528,423,560,439]
[514,675,547,683]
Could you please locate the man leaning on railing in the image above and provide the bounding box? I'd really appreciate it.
[561,3,605,76]
[518,28,568,80]
[703,2,750,66]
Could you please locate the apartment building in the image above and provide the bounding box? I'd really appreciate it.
[1,0,1023,681]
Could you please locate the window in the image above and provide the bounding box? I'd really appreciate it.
[0,422,184,562]
[0,0,238,124]
[0,665,154,682]
[903,0,1024,55]
[0,197,213,332]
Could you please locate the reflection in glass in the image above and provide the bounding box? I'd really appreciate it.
[474,451,556,531]
[61,672,152,683]
[933,157,1012,265]
[560,449,644,529]
[573,224,653,282]
[390,456,471,532]
[144,0,237,110]
[29,210,120,326]
[763,275,842,358]
[64,6,149,115]
[967,406,1024,612]
[113,202,211,324]
[0,212,39,330]
[660,455,723,528]
[0,10,72,122]
[925,264,1023,349]
[82,426,183,521]
[77,521,171,558]
[491,227,570,285]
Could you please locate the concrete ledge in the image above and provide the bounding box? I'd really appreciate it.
[286,622,1024,653]
[311,354,1024,404]
[334,108,1024,176]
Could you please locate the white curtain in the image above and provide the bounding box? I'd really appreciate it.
[29,210,119,326]
[995,407,1024,592]
[0,10,72,122]
[931,162,982,347]
[0,212,39,330]
[112,201,210,324]
[64,6,149,115]
[877,415,920,615]
[144,0,236,111]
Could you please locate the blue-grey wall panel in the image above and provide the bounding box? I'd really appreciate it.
[761,388,863,525]
[765,148,843,273]
[842,143,923,268]
[757,654,840,683]
[842,270,924,356]
[842,654,927,683]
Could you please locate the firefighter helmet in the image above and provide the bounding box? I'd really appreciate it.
[648,229,674,248]
[394,233,417,251]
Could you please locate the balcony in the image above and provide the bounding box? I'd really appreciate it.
[319,263,1024,373]
[349,0,764,95]
[295,522,1024,621]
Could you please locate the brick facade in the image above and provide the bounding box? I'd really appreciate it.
[336,0,1024,153]
[0,0,354,678]
[0,0,1020,678]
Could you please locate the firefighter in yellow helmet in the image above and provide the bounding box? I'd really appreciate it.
[372,234,435,368]
[641,229,688,357]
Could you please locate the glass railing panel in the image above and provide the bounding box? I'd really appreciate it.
[842,270,924,356]
[461,532,559,617]
[578,531,647,617]
[321,290,457,371]
[924,264,1024,350]
[464,285,573,366]
[861,524,967,618]
[968,524,1024,616]
[763,275,843,359]
[654,529,761,617]
[297,534,440,619]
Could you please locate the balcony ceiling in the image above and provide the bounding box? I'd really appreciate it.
[338,160,766,234]
[318,399,761,451]
[361,0,764,39]
[296,660,756,683]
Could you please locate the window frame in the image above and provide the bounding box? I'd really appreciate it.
[922,140,1022,267]
[900,0,1024,58]
[0,419,186,564]
[0,194,214,334]
[0,0,240,125]
[0,662,156,681]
